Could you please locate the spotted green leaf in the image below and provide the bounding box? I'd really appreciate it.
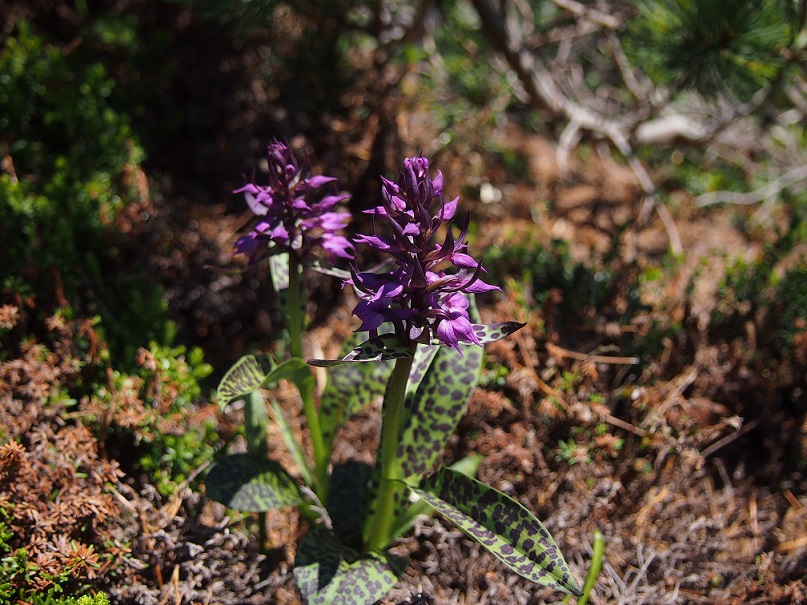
[308,333,413,367]
[205,453,302,512]
[390,454,482,540]
[397,341,483,478]
[320,331,394,447]
[293,527,408,605]
[327,462,373,548]
[397,296,485,478]
[409,467,582,597]
[217,356,314,411]
[217,355,276,410]
[470,321,526,344]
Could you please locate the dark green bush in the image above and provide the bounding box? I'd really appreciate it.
[0,20,164,364]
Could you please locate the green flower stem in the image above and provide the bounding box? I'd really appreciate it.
[365,348,417,552]
[286,255,329,502]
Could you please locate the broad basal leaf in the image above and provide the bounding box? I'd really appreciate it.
[327,462,373,548]
[293,527,408,605]
[409,467,582,597]
[308,333,414,367]
[206,453,302,512]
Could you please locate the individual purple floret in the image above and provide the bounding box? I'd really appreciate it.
[348,156,498,351]
[233,140,355,265]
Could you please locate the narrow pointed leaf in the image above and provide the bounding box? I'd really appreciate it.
[270,400,314,486]
[206,453,302,512]
[294,527,408,605]
[217,354,276,409]
[309,260,351,280]
[217,356,315,410]
[409,467,582,597]
[308,333,413,367]
[470,321,526,344]
[390,454,483,540]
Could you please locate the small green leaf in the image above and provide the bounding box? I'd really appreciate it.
[308,333,414,367]
[217,354,276,409]
[409,467,582,597]
[293,527,408,605]
[217,356,315,411]
[205,453,302,512]
[270,253,291,291]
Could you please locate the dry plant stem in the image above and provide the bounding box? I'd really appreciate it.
[287,255,329,501]
[365,348,417,552]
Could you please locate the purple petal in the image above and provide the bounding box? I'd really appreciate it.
[450,252,480,269]
[354,233,393,251]
[321,234,355,260]
[437,195,459,221]
[462,277,500,293]
[242,190,270,216]
[306,175,338,188]
[315,194,351,212]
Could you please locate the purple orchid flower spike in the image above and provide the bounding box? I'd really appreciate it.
[344,155,516,355]
[232,139,355,266]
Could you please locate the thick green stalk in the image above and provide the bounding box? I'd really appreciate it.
[286,255,329,501]
[365,350,416,552]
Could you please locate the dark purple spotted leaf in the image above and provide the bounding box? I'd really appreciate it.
[218,356,313,410]
[397,340,483,478]
[327,462,373,548]
[294,527,408,605]
[217,354,276,410]
[320,331,394,447]
[390,454,482,539]
[308,333,413,367]
[206,453,302,512]
[409,467,582,597]
[469,321,526,344]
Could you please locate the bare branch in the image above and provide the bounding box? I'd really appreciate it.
[549,0,621,29]
[695,164,807,207]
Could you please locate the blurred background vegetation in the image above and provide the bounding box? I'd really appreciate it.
[1,0,805,602]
